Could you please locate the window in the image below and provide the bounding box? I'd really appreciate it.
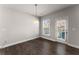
[42,19,50,36]
[55,19,68,41]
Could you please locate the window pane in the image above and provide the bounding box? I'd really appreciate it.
[42,19,50,36]
[55,20,68,41]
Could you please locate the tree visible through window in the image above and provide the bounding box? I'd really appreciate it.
[55,20,68,41]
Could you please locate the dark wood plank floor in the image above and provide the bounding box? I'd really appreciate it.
[0,37,79,55]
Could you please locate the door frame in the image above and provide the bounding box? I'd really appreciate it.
[55,16,69,43]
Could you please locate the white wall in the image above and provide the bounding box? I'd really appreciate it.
[40,5,79,48]
[1,4,79,49]
[0,5,39,48]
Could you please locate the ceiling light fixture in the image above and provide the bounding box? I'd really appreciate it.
[34,4,37,17]
[34,4,39,24]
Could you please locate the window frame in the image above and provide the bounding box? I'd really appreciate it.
[42,19,50,36]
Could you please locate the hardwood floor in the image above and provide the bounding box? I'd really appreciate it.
[0,37,79,55]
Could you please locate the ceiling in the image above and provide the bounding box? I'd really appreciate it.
[4,4,73,17]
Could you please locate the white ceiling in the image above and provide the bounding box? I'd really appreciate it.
[4,4,73,17]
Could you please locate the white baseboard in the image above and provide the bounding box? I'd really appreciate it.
[40,36,66,43]
[1,36,79,49]
[67,43,79,49]
[41,36,79,49]
[1,36,39,48]
[40,36,56,42]
[0,46,2,49]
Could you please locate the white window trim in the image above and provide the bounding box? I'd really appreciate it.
[55,17,68,42]
[42,19,50,36]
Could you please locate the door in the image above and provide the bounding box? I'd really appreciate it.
[55,19,68,41]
